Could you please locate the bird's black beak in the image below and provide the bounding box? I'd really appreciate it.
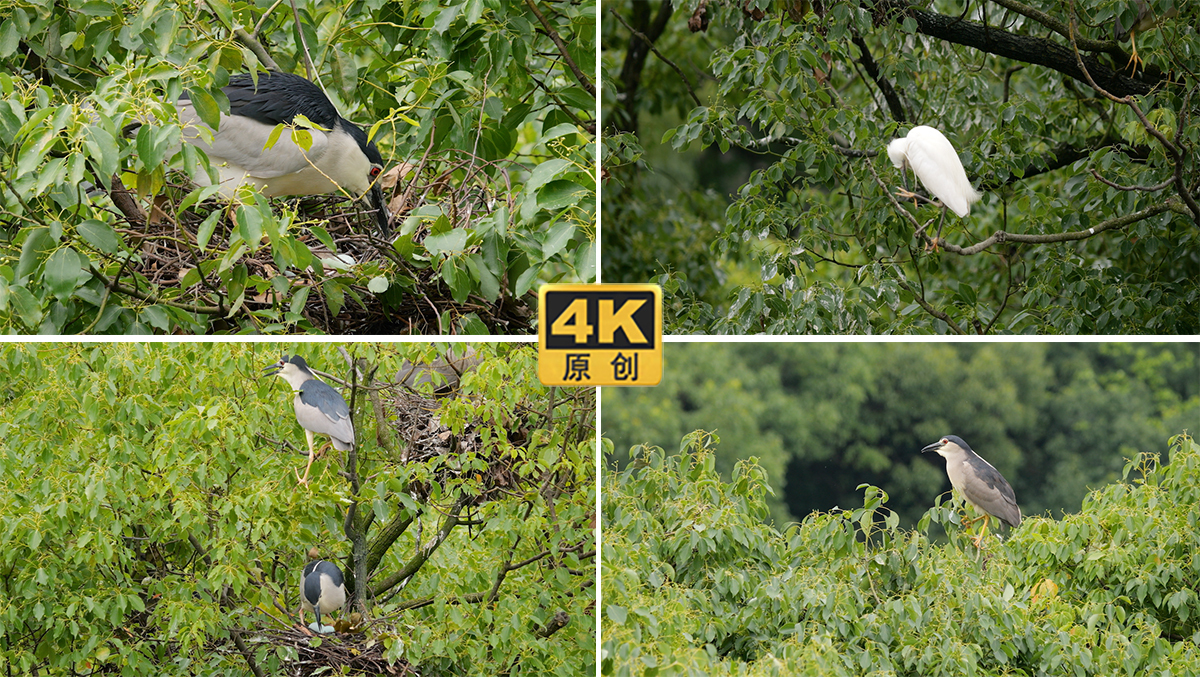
[367,183,390,237]
[263,361,284,376]
[921,441,943,454]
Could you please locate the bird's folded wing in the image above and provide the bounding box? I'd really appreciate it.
[178,103,331,179]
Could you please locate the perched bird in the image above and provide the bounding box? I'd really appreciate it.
[301,547,346,634]
[922,435,1021,546]
[887,126,981,249]
[177,71,390,234]
[1113,1,1178,72]
[264,355,354,484]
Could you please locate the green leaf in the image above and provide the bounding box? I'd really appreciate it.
[7,284,41,327]
[542,222,575,259]
[467,254,499,302]
[514,265,539,298]
[0,20,18,58]
[43,247,84,301]
[15,227,55,282]
[188,87,221,130]
[84,125,118,179]
[537,180,588,211]
[526,159,569,192]
[607,605,627,624]
[368,276,389,293]
[196,211,222,251]
[425,230,468,257]
[322,279,346,315]
[140,305,170,331]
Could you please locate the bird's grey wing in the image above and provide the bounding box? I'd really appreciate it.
[903,129,978,217]
[296,382,355,446]
[177,99,330,179]
[969,460,1021,528]
[317,561,345,587]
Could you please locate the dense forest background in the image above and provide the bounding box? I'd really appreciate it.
[603,0,1199,333]
[603,342,1198,526]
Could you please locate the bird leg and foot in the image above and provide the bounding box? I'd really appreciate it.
[928,207,947,253]
[1124,33,1144,73]
[295,437,332,485]
[964,512,992,548]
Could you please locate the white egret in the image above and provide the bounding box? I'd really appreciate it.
[887,125,981,250]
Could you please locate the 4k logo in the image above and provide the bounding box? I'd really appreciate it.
[538,285,662,386]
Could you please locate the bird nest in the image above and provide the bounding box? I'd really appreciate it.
[386,387,525,505]
[104,165,533,334]
[254,626,419,676]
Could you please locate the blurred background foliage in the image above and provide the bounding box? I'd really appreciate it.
[0,342,595,675]
[0,0,595,334]
[602,432,1200,675]
[602,0,1199,333]
[603,342,1199,527]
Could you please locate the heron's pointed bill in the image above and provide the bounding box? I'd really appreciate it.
[263,360,285,376]
[921,440,944,453]
[367,182,390,236]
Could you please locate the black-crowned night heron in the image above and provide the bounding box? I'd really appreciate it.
[1113,1,1178,72]
[922,435,1021,546]
[178,71,390,233]
[265,355,354,485]
[301,546,346,634]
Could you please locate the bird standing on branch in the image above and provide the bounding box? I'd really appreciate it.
[887,126,981,251]
[264,355,355,485]
[922,435,1021,547]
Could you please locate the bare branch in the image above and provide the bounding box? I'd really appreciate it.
[610,7,701,107]
[526,0,595,96]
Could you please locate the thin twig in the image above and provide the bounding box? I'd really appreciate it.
[610,8,700,106]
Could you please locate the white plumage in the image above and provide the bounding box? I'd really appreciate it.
[886,126,981,218]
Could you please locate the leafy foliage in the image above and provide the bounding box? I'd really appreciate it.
[603,0,1199,334]
[0,343,595,675]
[603,342,1199,527]
[602,431,1200,676]
[0,0,595,333]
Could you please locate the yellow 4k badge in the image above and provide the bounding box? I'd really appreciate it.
[538,284,662,386]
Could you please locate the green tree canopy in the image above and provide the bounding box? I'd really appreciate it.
[0,342,595,675]
[602,432,1200,676]
[604,0,1199,334]
[603,342,1198,526]
[0,0,595,334]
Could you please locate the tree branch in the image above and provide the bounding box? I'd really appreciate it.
[895,278,968,335]
[524,0,595,96]
[852,35,905,122]
[370,498,468,598]
[610,8,701,107]
[938,203,1176,255]
[874,0,1156,98]
[614,0,675,133]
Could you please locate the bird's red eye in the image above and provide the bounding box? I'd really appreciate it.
[370,166,382,178]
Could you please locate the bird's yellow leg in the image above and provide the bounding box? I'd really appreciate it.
[969,514,992,549]
[894,187,922,211]
[296,431,318,485]
[1125,32,1143,73]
